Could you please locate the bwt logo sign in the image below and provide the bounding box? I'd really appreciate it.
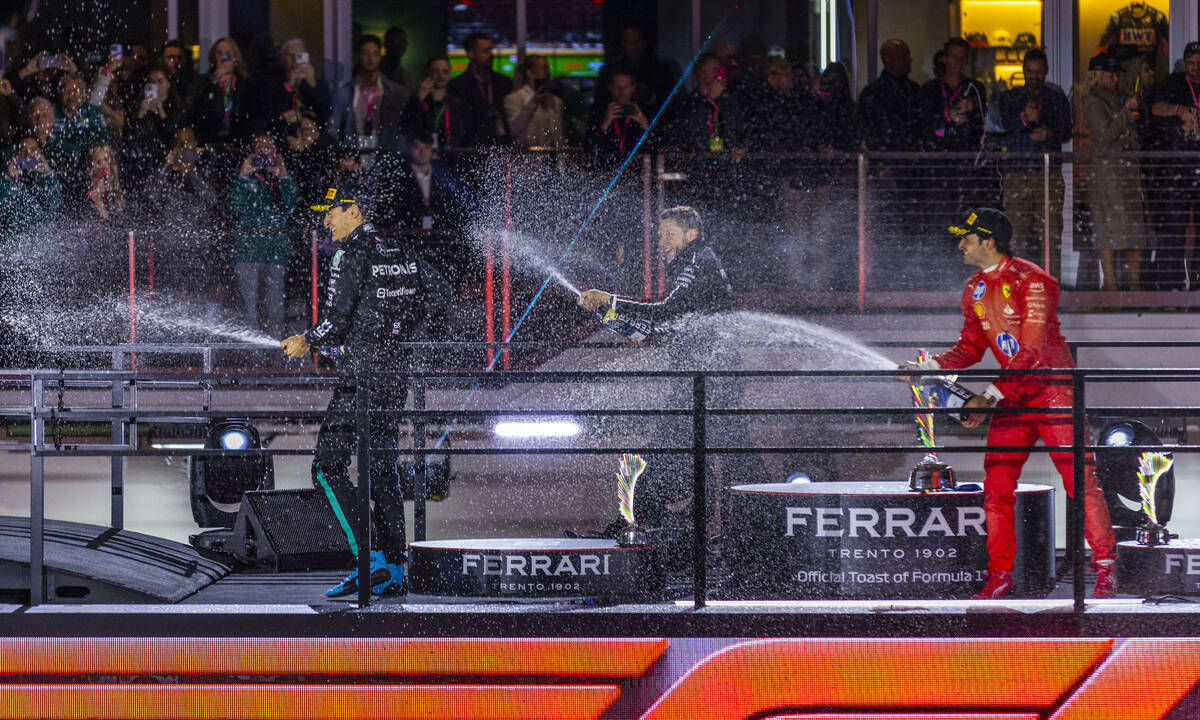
[784,506,986,538]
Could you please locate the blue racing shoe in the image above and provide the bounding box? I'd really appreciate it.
[372,560,407,596]
[325,551,387,598]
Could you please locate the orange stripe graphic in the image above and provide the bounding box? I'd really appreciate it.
[0,684,621,720]
[639,639,1113,719]
[1050,638,1200,720]
[0,638,667,677]
[767,715,1041,720]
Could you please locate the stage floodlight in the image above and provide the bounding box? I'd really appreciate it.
[1103,423,1136,447]
[1095,419,1175,533]
[218,426,252,451]
[493,419,581,438]
[188,419,275,528]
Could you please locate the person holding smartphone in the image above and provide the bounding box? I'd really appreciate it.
[149,127,219,303]
[11,51,76,101]
[192,37,249,149]
[585,71,650,164]
[121,62,178,199]
[279,38,331,127]
[44,73,108,197]
[502,55,564,148]
[402,55,468,151]
[0,136,61,235]
[229,133,297,338]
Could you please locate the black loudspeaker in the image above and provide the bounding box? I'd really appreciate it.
[225,489,362,572]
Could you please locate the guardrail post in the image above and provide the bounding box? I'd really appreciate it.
[656,155,666,297]
[642,154,652,299]
[1071,370,1086,612]
[110,352,125,529]
[857,153,867,310]
[413,378,427,542]
[355,380,371,608]
[1043,153,1052,275]
[693,373,707,609]
[30,376,44,606]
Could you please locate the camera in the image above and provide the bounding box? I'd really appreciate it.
[109,44,122,60]
[144,84,158,101]
[618,103,636,117]
[37,55,61,70]
[178,148,201,164]
[296,51,309,65]
[534,77,549,93]
[251,154,276,168]
[16,156,38,171]
[713,66,727,82]
[219,52,232,63]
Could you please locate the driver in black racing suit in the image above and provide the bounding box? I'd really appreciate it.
[577,205,734,565]
[281,185,450,598]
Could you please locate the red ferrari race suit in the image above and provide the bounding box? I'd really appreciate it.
[931,256,1115,574]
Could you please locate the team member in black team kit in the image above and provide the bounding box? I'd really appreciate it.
[578,205,733,333]
[281,185,450,597]
[578,206,734,554]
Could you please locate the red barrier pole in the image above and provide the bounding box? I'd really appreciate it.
[502,155,512,370]
[642,154,652,299]
[484,230,495,366]
[655,154,665,297]
[127,231,135,343]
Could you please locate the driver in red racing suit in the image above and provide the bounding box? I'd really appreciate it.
[902,208,1116,599]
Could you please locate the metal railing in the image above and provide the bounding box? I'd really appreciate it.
[9,340,1200,610]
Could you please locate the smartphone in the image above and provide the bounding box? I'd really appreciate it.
[296,51,309,65]
[37,55,61,70]
[534,77,549,93]
[144,84,157,101]
[16,156,37,171]
[178,147,201,163]
[251,154,276,168]
[109,44,122,60]
[219,51,232,63]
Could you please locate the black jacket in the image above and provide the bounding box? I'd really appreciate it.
[609,244,733,337]
[857,72,923,151]
[304,222,451,373]
[446,69,512,147]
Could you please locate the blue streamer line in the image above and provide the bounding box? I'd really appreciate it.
[433,11,735,451]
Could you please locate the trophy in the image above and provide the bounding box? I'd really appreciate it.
[1136,451,1174,546]
[616,453,648,546]
[907,351,957,493]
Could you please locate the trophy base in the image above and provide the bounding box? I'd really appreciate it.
[617,524,649,547]
[908,461,956,493]
[1136,522,1170,547]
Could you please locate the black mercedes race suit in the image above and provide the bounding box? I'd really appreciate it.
[304,222,449,565]
[605,244,734,333]
[607,244,734,557]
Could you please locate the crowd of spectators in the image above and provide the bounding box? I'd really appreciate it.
[0,24,1191,350]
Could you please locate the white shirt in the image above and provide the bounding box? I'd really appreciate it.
[412,164,432,205]
[503,85,565,148]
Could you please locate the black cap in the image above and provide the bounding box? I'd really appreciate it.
[948,207,1012,245]
[1186,41,1200,59]
[310,184,375,217]
[1088,53,1122,73]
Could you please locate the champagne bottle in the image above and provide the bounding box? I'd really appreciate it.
[596,306,652,343]
[921,376,976,422]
